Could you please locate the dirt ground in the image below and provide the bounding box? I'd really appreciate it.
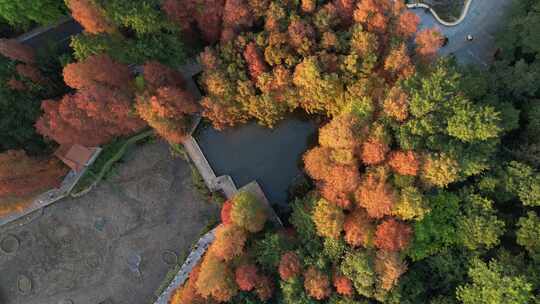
[0,141,219,304]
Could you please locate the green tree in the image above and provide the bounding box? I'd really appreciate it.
[456,258,533,304]
[340,250,376,298]
[517,212,540,262]
[456,193,505,251]
[0,0,66,29]
[408,191,460,261]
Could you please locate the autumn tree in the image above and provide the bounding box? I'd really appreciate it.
[230,191,268,233]
[169,264,213,304]
[374,218,412,252]
[254,274,274,301]
[392,186,429,221]
[210,224,247,261]
[333,272,354,297]
[62,54,131,90]
[304,266,332,300]
[142,61,186,91]
[0,150,68,199]
[244,42,268,81]
[235,263,259,291]
[374,250,407,291]
[36,86,145,146]
[221,200,233,225]
[66,0,115,34]
[196,252,238,302]
[388,150,419,176]
[343,208,374,247]
[312,198,345,239]
[355,170,396,219]
[415,28,444,60]
[396,10,420,37]
[278,251,302,281]
[0,39,35,64]
[136,87,198,144]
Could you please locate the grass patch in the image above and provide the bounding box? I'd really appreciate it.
[71,129,154,195]
[420,0,467,22]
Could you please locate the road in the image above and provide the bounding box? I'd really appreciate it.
[17,18,82,50]
[412,0,513,66]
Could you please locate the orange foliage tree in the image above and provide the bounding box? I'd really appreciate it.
[343,208,374,247]
[0,150,68,199]
[396,11,420,37]
[388,150,420,176]
[66,0,115,34]
[374,218,412,252]
[210,224,247,261]
[374,250,408,291]
[383,86,409,122]
[169,264,213,304]
[304,266,332,300]
[334,272,354,297]
[196,252,238,302]
[355,171,396,219]
[244,42,268,81]
[142,61,186,91]
[278,251,302,281]
[415,28,444,60]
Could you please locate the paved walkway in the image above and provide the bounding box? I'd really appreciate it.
[412,0,513,66]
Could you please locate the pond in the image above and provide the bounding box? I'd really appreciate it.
[194,115,317,208]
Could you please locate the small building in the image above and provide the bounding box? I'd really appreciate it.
[55,144,98,172]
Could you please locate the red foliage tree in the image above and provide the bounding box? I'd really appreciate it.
[304,267,332,300]
[143,61,186,92]
[36,87,146,146]
[0,150,68,199]
[374,219,412,252]
[66,0,115,34]
[162,0,195,33]
[388,150,420,176]
[136,87,199,144]
[235,263,259,291]
[360,139,389,165]
[63,54,132,90]
[355,171,396,219]
[288,19,316,51]
[0,39,35,64]
[397,11,420,37]
[254,275,274,301]
[353,0,391,33]
[333,0,355,25]
[223,0,253,30]
[210,224,247,261]
[415,28,444,60]
[7,78,26,91]
[244,42,268,81]
[16,64,45,84]
[221,200,233,225]
[320,165,360,209]
[333,272,354,297]
[195,0,226,43]
[343,208,374,247]
[279,251,302,281]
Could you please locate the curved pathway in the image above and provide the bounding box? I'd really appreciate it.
[410,0,513,66]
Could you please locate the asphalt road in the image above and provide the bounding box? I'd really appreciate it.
[412,0,513,66]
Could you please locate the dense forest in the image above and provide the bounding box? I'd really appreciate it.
[0,0,539,303]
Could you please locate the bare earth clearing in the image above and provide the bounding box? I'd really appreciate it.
[0,141,218,304]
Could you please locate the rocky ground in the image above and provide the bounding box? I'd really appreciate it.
[0,141,219,304]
